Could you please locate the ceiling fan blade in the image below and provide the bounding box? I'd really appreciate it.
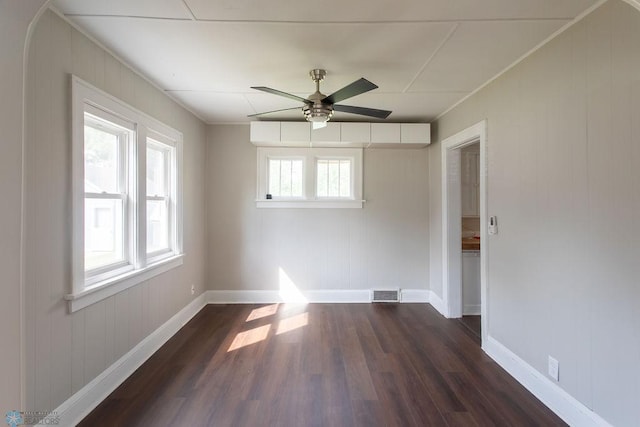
[247,107,302,117]
[251,86,311,104]
[321,78,378,104]
[333,104,392,119]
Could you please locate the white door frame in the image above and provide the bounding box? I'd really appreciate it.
[441,120,488,346]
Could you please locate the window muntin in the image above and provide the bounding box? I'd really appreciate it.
[268,158,303,198]
[316,159,352,198]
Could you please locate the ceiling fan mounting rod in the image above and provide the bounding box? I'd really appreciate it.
[310,69,326,93]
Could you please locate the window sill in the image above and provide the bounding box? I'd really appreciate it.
[256,199,365,209]
[65,254,184,313]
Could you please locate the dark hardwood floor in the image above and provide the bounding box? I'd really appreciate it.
[79,304,565,426]
[458,315,481,343]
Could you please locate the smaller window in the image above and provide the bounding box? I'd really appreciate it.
[316,159,352,199]
[268,158,304,198]
[256,147,363,208]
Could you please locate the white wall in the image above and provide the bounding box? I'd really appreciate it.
[431,1,640,425]
[206,125,429,295]
[0,0,48,411]
[23,10,207,411]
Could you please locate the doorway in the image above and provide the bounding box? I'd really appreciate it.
[441,120,488,347]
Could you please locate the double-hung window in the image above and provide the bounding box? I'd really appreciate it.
[256,147,363,208]
[83,109,135,285]
[146,135,177,259]
[69,76,183,312]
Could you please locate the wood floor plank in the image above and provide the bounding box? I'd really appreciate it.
[78,304,567,427]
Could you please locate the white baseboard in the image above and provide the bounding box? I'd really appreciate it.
[427,290,447,317]
[400,289,429,302]
[207,289,431,304]
[45,293,207,427]
[484,336,611,427]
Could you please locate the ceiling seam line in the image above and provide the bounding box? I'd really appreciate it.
[60,15,574,24]
[435,0,608,121]
[402,22,460,93]
[47,5,209,124]
[180,0,197,21]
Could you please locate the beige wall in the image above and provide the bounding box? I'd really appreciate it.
[0,0,48,411]
[206,125,429,294]
[431,1,640,425]
[23,10,207,411]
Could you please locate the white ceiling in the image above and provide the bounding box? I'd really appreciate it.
[52,0,600,124]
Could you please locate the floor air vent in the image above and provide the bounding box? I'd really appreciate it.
[371,289,401,303]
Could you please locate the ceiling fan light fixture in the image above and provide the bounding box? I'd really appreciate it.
[302,104,333,124]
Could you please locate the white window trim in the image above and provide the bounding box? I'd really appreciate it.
[256,147,364,208]
[68,75,184,312]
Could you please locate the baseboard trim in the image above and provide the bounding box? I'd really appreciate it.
[45,293,207,427]
[427,290,447,317]
[485,336,611,427]
[400,289,429,302]
[206,289,431,304]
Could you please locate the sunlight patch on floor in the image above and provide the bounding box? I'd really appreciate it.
[276,312,309,335]
[246,304,279,322]
[227,324,271,352]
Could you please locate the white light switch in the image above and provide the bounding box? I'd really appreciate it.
[488,216,498,235]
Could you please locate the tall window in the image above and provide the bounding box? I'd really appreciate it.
[83,112,133,281]
[71,76,183,312]
[147,138,175,256]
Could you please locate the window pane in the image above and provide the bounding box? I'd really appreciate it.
[328,160,340,197]
[291,160,303,197]
[268,159,281,196]
[268,159,303,198]
[317,160,328,197]
[280,160,292,196]
[147,145,167,197]
[85,198,124,270]
[147,199,169,253]
[340,160,351,197]
[317,159,352,198]
[84,124,119,193]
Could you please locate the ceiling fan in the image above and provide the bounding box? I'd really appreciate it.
[249,69,392,129]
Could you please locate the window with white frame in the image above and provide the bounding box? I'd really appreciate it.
[146,137,176,257]
[316,158,352,198]
[83,110,134,284]
[69,76,183,312]
[256,147,363,208]
[268,158,304,199]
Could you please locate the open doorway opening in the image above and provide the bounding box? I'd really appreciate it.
[441,120,488,348]
[460,142,481,339]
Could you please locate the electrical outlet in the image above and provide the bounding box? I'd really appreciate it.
[190,284,195,295]
[548,356,559,381]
